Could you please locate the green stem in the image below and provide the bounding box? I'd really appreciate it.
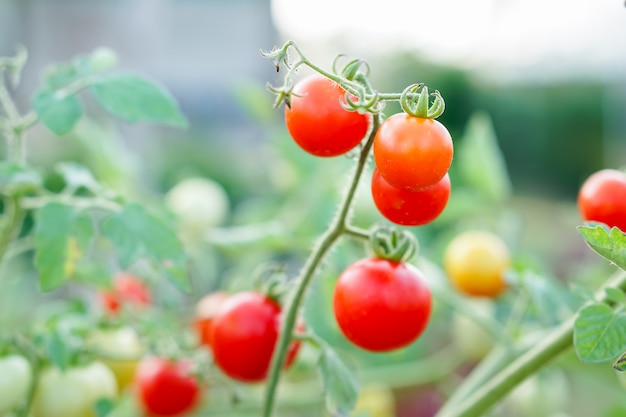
[0,196,25,263]
[262,115,380,417]
[0,73,26,164]
[437,270,626,417]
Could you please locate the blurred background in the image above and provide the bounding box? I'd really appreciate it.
[1,1,626,417]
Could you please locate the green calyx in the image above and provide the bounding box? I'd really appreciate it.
[400,83,445,119]
[369,226,418,263]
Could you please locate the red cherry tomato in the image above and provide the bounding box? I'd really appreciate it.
[371,168,450,226]
[373,113,453,191]
[284,74,370,157]
[333,258,432,352]
[100,273,151,314]
[135,357,200,417]
[210,292,300,383]
[194,291,230,348]
[578,169,626,231]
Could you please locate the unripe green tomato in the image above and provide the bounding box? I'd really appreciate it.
[451,299,495,362]
[0,354,32,414]
[88,327,144,391]
[89,47,118,72]
[503,369,569,417]
[165,177,230,236]
[31,361,117,417]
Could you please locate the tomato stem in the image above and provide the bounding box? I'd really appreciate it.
[436,269,626,417]
[262,115,381,417]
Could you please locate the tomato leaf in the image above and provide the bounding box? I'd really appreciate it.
[55,162,104,195]
[574,302,626,363]
[34,203,76,291]
[101,203,190,292]
[0,162,42,196]
[578,224,626,271]
[318,346,359,416]
[94,398,115,417]
[90,73,187,127]
[33,89,83,135]
[457,112,512,202]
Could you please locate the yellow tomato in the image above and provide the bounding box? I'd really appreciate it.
[443,231,511,297]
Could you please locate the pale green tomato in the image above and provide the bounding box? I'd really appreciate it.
[31,361,117,417]
[0,354,32,414]
[165,177,230,236]
[88,327,143,391]
[451,299,495,362]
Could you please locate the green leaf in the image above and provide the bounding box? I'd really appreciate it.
[613,351,626,371]
[33,203,76,291]
[55,162,103,194]
[33,89,82,135]
[457,112,512,202]
[0,162,42,196]
[606,288,626,305]
[578,224,626,271]
[574,302,626,363]
[94,398,115,417]
[46,330,73,370]
[101,203,190,291]
[318,346,359,416]
[90,73,187,127]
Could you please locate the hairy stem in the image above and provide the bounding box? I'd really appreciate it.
[437,270,626,417]
[262,115,380,417]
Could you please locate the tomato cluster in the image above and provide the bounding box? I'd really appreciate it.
[371,111,453,226]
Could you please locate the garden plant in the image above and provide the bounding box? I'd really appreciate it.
[0,39,625,417]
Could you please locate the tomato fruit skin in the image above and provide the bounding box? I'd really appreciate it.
[284,74,370,157]
[100,273,151,314]
[373,113,453,191]
[135,357,200,417]
[333,258,432,352]
[210,292,300,383]
[443,231,510,298]
[0,354,32,415]
[371,168,450,226]
[31,361,117,417]
[577,169,626,232]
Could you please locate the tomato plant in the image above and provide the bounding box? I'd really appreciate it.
[577,168,626,232]
[443,230,511,298]
[31,361,117,417]
[210,291,300,383]
[373,112,453,191]
[284,74,370,157]
[100,273,151,314]
[333,258,432,352]
[135,357,201,417]
[0,354,32,415]
[371,168,450,226]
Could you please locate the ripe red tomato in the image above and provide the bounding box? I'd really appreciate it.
[371,168,450,226]
[210,292,300,383]
[135,357,200,417]
[194,291,230,348]
[578,169,626,231]
[284,74,370,157]
[333,258,432,352]
[100,273,151,314]
[373,113,453,191]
